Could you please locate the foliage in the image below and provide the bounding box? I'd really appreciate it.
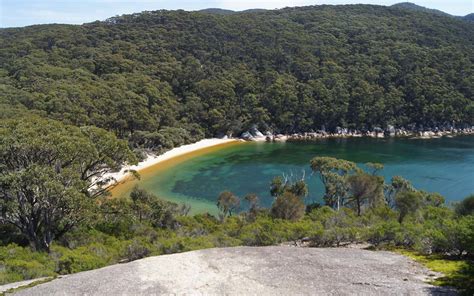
[216,191,240,217]
[0,117,136,251]
[0,5,473,148]
[395,191,423,223]
[0,191,473,291]
[310,157,360,209]
[347,173,384,215]
[455,194,474,216]
[396,250,474,296]
[365,162,384,176]
[270,175,308,198]
[271,192,305,221]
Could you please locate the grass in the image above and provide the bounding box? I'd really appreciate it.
[0,277,56,296]
[395,249,474,295]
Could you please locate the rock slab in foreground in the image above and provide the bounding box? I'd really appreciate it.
[13,247,455,295]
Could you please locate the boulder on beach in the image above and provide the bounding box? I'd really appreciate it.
[241,131,254,140]
[250,126,264,138]
[385,125,396,137]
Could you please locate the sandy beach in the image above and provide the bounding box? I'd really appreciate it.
[103,138,239,188]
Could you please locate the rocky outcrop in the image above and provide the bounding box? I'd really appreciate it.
[240,126,268,141]
[259,126,474,142]
[11,246,455,295]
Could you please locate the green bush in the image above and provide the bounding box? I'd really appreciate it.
[365,221,400,247]
[0,244,55,284]
[52,245,110,274]
[122,239,153,261]
[455,195,474,217]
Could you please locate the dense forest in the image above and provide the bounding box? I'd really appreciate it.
[1,4,474,152]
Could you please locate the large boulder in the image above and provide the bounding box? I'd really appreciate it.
[250,126,264,138]
[241,131,254,140]
[385,125,396,137]
[13,247,456,295]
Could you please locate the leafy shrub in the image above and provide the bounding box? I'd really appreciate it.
[0,244,55,284]
[365,221,401,247]
[271,192,305,221]
[123,239,153,261]
[455,195,474,216]
[52,245,110,274]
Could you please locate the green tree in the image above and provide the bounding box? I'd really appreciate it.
[270,176,285,197]
[365,162,384,176]
[347,173,384,216]
[271,192,305,221]
[244,193,260,221]
[423,192,445,207]
[0,165,92,252]
[394,191,423,223]
[385,176,414,207]
[455,194,474,216]
[310,157,359,210]
[270,175,308,198]
[0,117,136,251]
[130,186,153,222]
[217,191,240,217]
[288,179,309,199]
[244,193,259,212]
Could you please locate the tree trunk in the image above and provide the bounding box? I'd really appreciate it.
[356,198,361,216]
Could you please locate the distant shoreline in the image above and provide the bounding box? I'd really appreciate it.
[242,128,474,142]
[105,130,474,197]
[105,138,241,193]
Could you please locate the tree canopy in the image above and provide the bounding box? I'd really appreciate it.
[0,4,473,150]
[0,117,136,251]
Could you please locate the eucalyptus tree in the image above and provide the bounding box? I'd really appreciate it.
[0,117,136,251]
[271,191,305,221]
[384,176,414,207]
[455,195,474,217]
[217,191,240,217]
[310,157,360,210]
[394,191,423,223]
[347,173,384,216]
[365,162,384,176]
[270,172,308,199]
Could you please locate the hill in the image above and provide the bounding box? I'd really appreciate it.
[1,4,473,151]
[391,2,452,17]
[9,247,455,295]
[392,2,474,21]
[464,13,474,22]
[199,8,236,15]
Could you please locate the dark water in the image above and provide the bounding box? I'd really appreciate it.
[137,136,474,212]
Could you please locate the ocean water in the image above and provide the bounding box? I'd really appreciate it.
[119,136,474,213]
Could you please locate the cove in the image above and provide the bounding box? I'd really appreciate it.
[112,136,474,214]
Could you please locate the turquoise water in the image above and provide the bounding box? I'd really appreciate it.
[137,136,474,212]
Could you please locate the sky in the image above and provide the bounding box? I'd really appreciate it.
[1,0,473,28]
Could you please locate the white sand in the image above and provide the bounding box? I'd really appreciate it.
[102,138,239,186]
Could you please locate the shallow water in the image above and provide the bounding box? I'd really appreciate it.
[117,136,474,213]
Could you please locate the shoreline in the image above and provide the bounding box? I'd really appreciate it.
[105,130,474,197]
[104,138,241,190]
[243,128,474,142]
[107,131,474,185]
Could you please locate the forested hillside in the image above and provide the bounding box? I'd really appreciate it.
[1,4,473,151]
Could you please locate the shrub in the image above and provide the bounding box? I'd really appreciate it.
[122,239,153,261]
[395,191,423,223]
[271,192,305,221]
[455,194,474,216]
[0,244,55,284]
[52,245,110,274]
[365,221,401,247]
